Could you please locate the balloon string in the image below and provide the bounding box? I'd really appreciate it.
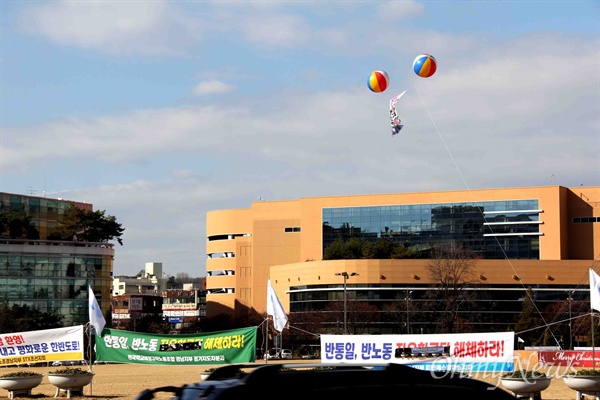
[412,82,561,345]
[412,83,469,191]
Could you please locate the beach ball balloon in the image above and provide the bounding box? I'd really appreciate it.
[367,70,390,92]
[413,54,437,78]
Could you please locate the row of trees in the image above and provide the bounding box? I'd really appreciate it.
[0,299,64,333]
[324,237,414,260]
[0,204,124,245]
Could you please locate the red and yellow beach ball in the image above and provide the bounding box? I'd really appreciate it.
[367,70,390,92]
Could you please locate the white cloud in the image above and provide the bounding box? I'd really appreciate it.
[240,14,311,47]
[378,0,425,21]
[3,34,596,184]
[192,80,236,95]
[18,0,196,55]
[314,28,352,47]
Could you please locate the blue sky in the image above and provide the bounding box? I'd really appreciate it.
[1,1,598,277]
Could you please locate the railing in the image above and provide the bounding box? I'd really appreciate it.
[0,238,114,248]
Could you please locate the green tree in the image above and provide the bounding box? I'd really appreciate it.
[323,238,347,260]
[48,204,124,245]
[391,245,414,259]
[0,299,64,333]
[324,237,413,260]
[363,238,397,259]
[166,276,177,289]
[0,210,39,239]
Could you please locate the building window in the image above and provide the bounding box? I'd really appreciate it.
[574,216,598,223]
[323,199,541,260]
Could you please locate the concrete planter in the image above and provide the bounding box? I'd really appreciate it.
[0,375,43,399]
[563,376,600,400]
[500,377,551,399]
[47,373,94,398]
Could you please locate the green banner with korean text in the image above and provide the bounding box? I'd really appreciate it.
[95,326,257,365]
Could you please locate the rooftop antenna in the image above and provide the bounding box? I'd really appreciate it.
[550,174,556,185]
[258,196,265,202]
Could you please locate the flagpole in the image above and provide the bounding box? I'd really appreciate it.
[590,268,600,370]
[264,316,269,364]
[593,311,596,371]
[265,279,288,363]
[88,285,105,395]
[87,323,93,395]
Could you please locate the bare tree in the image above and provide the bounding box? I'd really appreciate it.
[382,293,418,334]
[424,243,479,333]
[323,300,379,335]
[286,311,324,347]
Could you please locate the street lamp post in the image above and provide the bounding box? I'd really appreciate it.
[405,290,413,334]
[567,290,574,349]
[335,272,358,335]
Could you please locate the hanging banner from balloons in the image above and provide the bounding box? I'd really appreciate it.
[367,54,437,135]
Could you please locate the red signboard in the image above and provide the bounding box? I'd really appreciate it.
[538,350,600,368]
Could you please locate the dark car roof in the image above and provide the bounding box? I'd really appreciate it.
[135,363,516,400]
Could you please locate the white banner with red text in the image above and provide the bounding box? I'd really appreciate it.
[0,325,84,367]
[320,331,514,372]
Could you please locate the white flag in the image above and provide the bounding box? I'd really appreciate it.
[590,269,600,312]
[89,286,106,335]
[266,279,288,332]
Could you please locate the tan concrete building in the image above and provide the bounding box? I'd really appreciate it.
[205,186,600,334]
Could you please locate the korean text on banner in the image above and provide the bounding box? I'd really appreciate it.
[0,326,85,367]
[95,326,257,365]
[320,331,514,372]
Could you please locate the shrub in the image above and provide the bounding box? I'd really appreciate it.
[0,371,42,378]
[501,370,547,379]
[49,367,93,375]
[569,369,600,377]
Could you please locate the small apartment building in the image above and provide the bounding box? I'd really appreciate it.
[112,262,166,296]
[111,294,163,328]
[162,282,206,331]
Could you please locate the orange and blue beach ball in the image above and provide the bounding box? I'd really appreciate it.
[413,54,437,78]
[367,70,389,92]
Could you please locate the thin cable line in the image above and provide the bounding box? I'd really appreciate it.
[0,0,3,193]
[412,81,564,346]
